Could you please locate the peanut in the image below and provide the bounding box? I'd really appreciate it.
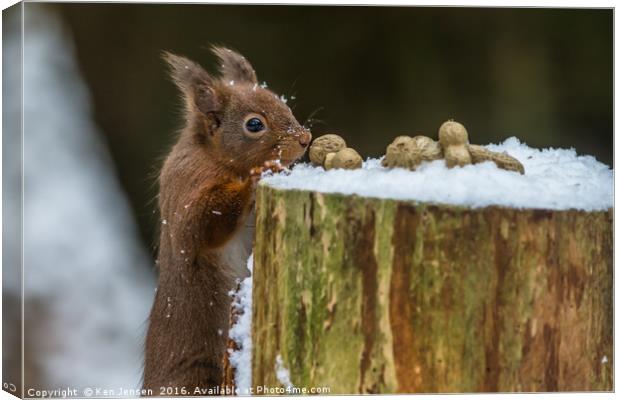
[382,136,423,170]
[412,135,443,161]
[468,144,525,174]
[324,152,336,170]
[326,147,363,170]
[309,134,347,166]
[438,120,472,168]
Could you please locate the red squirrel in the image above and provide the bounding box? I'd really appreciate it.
[143,46,311,393]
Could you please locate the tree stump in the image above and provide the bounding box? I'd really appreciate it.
[252,184,613,393]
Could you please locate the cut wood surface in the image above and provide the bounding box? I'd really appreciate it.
[252,184,613,393]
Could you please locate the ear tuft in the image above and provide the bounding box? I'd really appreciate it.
[162,51,220,115]
[162,51,209,93]
[211,45,258,84]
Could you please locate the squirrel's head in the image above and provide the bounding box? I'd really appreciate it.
[164,46,312,172]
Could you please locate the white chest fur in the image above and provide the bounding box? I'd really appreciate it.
[218,208,254,281]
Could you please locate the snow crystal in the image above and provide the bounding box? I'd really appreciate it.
[263,138,613,211]
[228,254,254,395]
[275,355,295,389]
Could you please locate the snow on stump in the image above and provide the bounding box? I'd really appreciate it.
[251,139,613,393]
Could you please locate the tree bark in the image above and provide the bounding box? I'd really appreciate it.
[252,184,613,394]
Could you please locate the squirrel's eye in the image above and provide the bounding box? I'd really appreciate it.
[245,117,265,133]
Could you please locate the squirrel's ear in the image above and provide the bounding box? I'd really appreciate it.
[162,51,220,115]
[211,45,258,85]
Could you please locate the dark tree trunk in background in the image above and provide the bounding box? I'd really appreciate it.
[251,184,613,393]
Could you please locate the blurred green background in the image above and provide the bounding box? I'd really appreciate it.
[51,4,612,250]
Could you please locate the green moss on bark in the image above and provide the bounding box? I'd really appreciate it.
[252,184,613,393]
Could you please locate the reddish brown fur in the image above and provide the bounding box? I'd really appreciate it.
[143,46,311,394]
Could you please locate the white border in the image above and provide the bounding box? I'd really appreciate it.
[0,2,615,400]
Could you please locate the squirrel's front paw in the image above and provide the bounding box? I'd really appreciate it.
[262,160,285,174]
[250,160,285,182]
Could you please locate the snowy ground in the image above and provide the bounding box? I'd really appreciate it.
[263,138,613,211]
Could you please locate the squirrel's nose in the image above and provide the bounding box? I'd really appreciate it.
[298,131,312,147]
